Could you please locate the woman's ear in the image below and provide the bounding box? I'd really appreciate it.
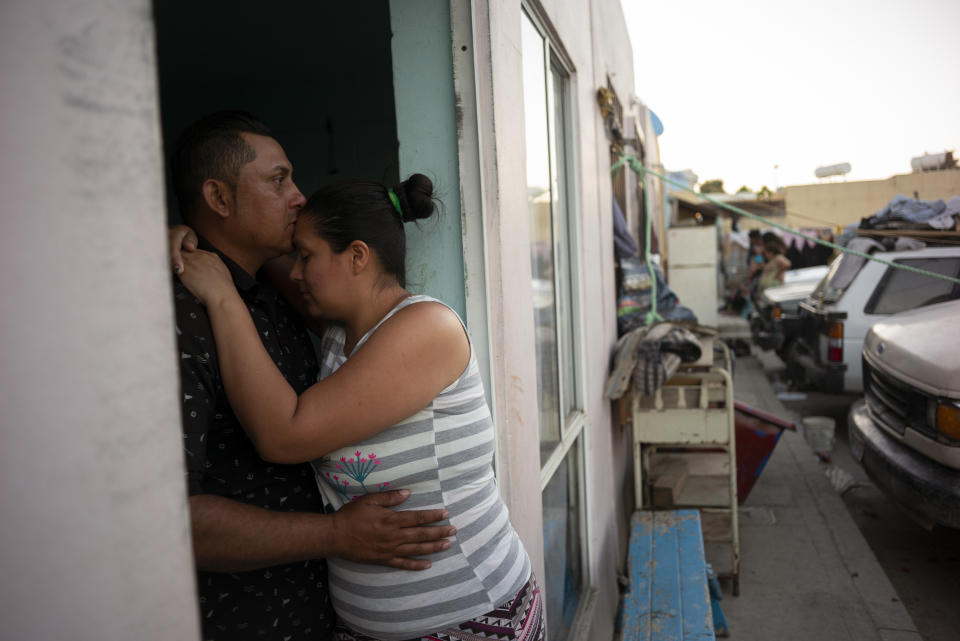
[348,240,371,274]
[202,179,233,219]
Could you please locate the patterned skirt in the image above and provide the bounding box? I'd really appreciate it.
[333,574,545,641]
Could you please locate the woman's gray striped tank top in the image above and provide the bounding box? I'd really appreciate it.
[313,295,531,640]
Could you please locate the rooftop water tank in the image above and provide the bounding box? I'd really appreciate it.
[911,152,956,172]
[814,163,851,179]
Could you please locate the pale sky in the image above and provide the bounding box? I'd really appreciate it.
[620,0,960,192]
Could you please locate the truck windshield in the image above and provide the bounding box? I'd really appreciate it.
[810,238,884,303]
[811,253,865,303]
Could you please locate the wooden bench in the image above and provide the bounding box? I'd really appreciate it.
[621,510,715,641]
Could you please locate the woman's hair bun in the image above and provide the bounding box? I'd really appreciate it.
[395,173,436,221]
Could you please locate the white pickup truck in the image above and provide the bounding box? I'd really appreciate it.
[790,244,960,393]
[848,299,960,529]
[750,265,829,357]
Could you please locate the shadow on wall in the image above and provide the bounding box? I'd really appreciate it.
[153,0,400,223]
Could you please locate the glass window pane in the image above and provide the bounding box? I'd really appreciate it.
[521,14,561,461]
[868,258,960,315]
[541,439,583,641]
[521,19,549,193]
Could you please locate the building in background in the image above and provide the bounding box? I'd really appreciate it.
[783,168,960,230]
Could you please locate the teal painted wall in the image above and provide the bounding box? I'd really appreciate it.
[389,0,466,320]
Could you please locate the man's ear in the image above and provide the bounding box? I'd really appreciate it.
[348,240,371,274]
[201,179,233,219]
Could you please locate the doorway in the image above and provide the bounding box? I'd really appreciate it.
[153,1,400,222]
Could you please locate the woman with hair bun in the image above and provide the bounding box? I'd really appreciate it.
[177,174,543,641]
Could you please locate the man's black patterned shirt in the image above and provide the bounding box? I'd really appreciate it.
[175,239,334,641]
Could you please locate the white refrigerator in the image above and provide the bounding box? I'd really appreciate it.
[667,226,719,327]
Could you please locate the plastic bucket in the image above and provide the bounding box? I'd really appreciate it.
[802,416,835,453]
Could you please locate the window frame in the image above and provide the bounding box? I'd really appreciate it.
[520,7,586,489]
[521,5,593,638]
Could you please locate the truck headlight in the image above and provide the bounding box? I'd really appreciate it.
[928,399,960,441]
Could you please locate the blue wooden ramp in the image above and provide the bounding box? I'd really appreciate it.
[622,510,715,641]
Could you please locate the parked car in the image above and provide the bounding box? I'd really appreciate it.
[790,244,960,392]
[848,299,960,529]
[750,265,829,356]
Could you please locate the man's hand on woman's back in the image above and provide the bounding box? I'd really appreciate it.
[331,490,456,570]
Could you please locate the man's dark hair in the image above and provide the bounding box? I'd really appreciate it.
[171,111,273,220]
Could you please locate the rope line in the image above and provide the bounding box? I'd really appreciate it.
[611,154,960,288]
[640,166,663,324]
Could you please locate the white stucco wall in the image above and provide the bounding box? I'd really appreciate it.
[473,0,637,638]
[552,1,636,636]
[0,1,199,639]
[476,0,548,586]
[584,0,641,610]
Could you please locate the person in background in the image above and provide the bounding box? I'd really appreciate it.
[736,229,766,316]
[746,229,764,271]
[814,229,837,266]
[757,240,792,292]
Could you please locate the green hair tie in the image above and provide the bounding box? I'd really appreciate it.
[387,188,403,220]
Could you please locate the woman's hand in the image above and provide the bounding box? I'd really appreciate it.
[169,224,199,274]
[179,250,240,308]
